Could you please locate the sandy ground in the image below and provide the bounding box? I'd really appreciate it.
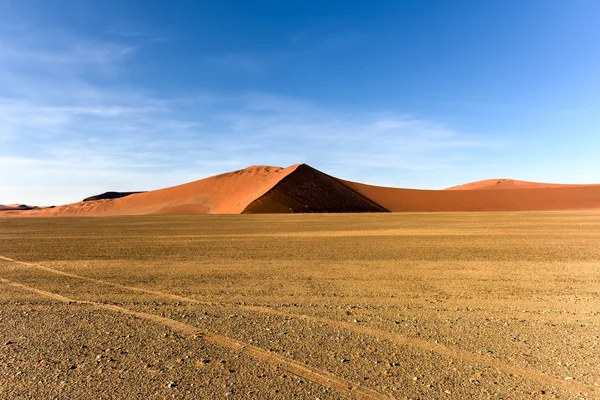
[0,212,599,399]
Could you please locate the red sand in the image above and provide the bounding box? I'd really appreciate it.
[3,165,600,216]
[446,178,590,190]
[6,165,299,217]
[343,180,600,212]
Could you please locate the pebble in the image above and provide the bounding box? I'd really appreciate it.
[225,391,234,396]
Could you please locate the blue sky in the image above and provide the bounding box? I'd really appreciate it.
[1,0,599,204]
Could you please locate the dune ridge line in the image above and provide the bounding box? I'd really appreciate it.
[3,164,600,216]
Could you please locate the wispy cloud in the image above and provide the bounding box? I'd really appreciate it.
[0,25,490,205]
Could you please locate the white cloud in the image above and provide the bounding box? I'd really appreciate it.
[0,26,490,205]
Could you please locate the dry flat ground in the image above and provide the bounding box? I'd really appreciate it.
[0,212,599,400]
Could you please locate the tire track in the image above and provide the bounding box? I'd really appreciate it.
[0,256,213,306]
[1,255,595,397]
[0,277,388,400]
[243,306,596,396]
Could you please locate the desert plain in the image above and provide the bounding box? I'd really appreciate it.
[0,212,599,399]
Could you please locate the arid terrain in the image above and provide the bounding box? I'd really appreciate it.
[1,212,599,399]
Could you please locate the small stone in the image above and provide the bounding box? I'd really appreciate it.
[412,377,418,381]
[564,376,574,380]
[341,358,350,363]
[225,391,234,396]
[167,381,178,388]
[4,341,14,345]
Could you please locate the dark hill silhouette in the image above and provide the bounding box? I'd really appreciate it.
[83,191,146,202]
[242,164,387,213]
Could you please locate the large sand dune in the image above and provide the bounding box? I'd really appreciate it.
[15,165,299,217]
[3,164,600,216]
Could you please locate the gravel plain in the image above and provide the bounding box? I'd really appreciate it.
[1,212,599,399]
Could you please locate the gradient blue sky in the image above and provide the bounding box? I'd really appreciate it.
[1,0,599,204]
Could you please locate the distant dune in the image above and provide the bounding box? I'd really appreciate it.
[445,178,588,190]
[0,204,38,211]
[3,164,600,216]
[83,191,146,202]
[343,180,600,212]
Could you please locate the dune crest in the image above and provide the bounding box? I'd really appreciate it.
[446,179,589,190]
[242,164,387,213]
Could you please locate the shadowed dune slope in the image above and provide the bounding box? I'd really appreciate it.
[343,180,600,212]
[446,178,592,190]
[242,164,388,214]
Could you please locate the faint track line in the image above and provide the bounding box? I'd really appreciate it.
[1,255,595,397]
[243,306,596,396]
[0,256,213,305]
[0,276,388,400]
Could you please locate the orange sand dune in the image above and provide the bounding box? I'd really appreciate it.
[343,180,600,212]
[446,178,592,190]
[3,164,600,216]
[11,165,299,217]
